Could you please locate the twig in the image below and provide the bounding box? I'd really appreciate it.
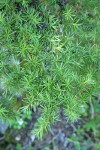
[89,99,94,119]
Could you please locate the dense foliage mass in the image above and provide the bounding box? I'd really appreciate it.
[0,0,100,138]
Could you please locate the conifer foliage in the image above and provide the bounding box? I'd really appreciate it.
[0,0,100,138]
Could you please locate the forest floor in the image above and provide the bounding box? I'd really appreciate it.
[0,101,99,150]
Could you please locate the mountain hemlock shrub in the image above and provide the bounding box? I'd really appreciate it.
[0,0,100,138]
